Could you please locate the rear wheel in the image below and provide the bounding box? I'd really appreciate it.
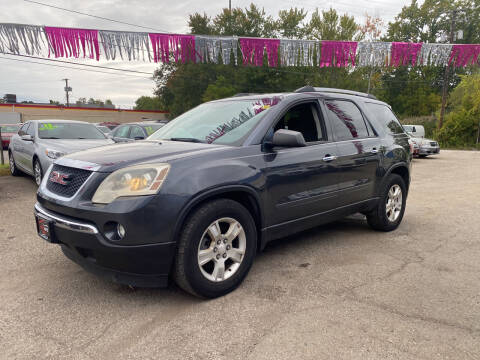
[33,159,43,186]
[366,174,407,231]
[9,152,21,176]
[174,199,257,298]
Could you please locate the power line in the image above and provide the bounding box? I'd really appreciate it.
[3,53,153,74]
[23,0,172,33]
[0,56,152,79]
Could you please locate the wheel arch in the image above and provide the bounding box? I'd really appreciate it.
[173,185,264,252]
[385,163,410,193]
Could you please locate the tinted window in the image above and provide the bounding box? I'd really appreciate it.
[18,123,29,136]
[129,126,145,139]
[274,103,325,142]
[114,125,130,138]
[38,122,105,139]
[365,103,404,134]
[325,100,369,141]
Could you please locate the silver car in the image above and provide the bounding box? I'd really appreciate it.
[407,134,440,157]
[8,119,114,185]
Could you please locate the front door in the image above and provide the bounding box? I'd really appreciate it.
[323,99,381,207]
[264,101,340,229]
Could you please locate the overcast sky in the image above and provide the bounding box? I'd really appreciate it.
[0,0,417,108]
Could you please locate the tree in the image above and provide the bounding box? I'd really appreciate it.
[134,96,163,110]
[307,8,361,41]
[276,8,308,39]
[436,73,480,147]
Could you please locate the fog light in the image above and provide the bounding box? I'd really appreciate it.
[117,224,126,238]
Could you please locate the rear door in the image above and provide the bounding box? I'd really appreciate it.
[323,99,381,207]
[264,101,340,227]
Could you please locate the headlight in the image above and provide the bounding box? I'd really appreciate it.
[421,140,430,146]
[92,163,170,204]
[45,149,66,159]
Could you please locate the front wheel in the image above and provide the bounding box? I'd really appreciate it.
[33,159,43,186]
[366,174,407,231]
[174,199,257,298]
[9,152,21,176]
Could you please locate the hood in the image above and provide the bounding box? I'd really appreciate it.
[41,138,114,153]
[57,140,228,172]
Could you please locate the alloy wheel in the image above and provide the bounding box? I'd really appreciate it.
[386,184,402,222]
[34,161,42,186]
[197,217,246,282]
[9,153,15,174]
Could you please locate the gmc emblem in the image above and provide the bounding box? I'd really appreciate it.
[49,171,71,185]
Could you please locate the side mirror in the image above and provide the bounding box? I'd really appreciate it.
[21,134,34,142]
[270,129,306,147]
[412,126,416,132]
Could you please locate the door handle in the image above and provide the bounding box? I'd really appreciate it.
[322,155,337,162]
[371,148,379,154]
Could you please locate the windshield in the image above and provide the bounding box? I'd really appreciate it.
[403,125,414,133]
[1,125,20,133]
[97,126,110,133]
[148,97,282,145]
[38,122,106,139]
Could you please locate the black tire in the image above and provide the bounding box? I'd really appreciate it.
[366,174,407,232]
[33,158,43,186]
[8,151,21,176]
[418,155,427,158]
[174,199,257,298]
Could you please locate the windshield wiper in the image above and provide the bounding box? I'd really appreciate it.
[168,137,205,143]
[42,137,60,139]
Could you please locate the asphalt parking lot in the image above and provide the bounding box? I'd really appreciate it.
[1,150,479,359]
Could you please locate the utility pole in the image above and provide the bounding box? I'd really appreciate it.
[439,10,457,129]
[229,0,231,11]
[62,78,72,107]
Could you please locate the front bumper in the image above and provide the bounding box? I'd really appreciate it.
[418,146,440,155]
[34,203,176,287]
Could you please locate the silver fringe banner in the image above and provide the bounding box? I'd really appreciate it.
[195,36,238,65]
[0,23,45,55]
[356,42,391,67]
[417,43,452,66]
[99,30,151,61]
[279,39,320,66]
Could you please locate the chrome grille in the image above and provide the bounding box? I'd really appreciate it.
[46,164,92,198]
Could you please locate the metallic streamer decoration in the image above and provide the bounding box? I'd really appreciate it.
[99,30,151,61]
[0,23,45,55]
[44,26,100,60]
[279,39,320,66]
[320,41,357,67]
[239,38,280,67]
[417,43,452,66]
[448,44,480,67]
[356,42,391,67]
[195,35,238,65]
[149,33,196,64]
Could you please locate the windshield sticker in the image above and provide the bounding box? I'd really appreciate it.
[145,126,154,135]
[39,123,58,131]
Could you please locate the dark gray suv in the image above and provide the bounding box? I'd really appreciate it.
[35,87,412,298]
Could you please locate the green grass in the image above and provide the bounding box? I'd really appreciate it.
[0,163,10,176]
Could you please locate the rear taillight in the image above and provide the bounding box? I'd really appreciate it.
[407,139,414,154]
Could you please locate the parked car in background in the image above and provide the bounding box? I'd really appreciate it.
[1,124,21,149]
[406,133,440,157]
[34,87,412,298]
[110,122,164,142]
[97,121,120,130]
[9,120,114,185]
[403,125,425,138]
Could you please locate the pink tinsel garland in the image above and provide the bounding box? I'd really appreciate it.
[149,33,196,63]
[448,44,480,67]
[44,26,100,60]
[319,41,357,68]
[239,38,280,67]
[390,42,422,66]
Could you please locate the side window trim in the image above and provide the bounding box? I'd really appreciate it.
[323,98,374,142]
[267,100,329,146]
[19,122,30,136]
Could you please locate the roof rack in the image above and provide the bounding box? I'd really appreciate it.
[294,86,377,100]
